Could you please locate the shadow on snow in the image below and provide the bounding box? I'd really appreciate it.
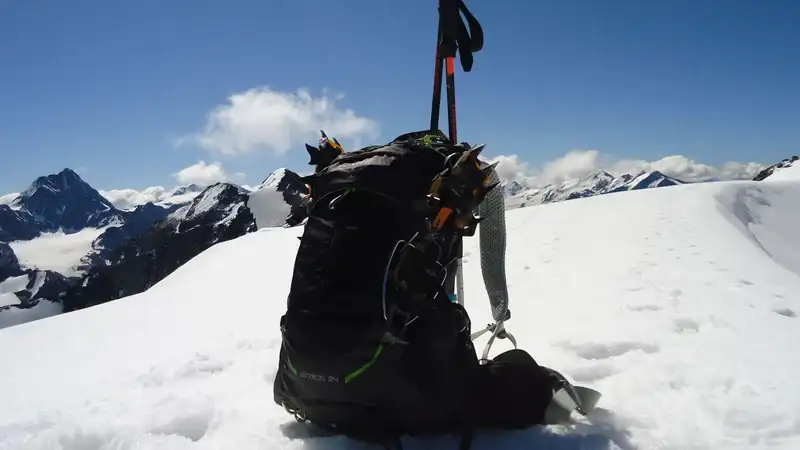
[279,407,638,450]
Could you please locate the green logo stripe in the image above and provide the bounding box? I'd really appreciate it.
[344,343,385,384]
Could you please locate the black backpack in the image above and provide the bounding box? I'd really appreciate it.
[273,129,499,446]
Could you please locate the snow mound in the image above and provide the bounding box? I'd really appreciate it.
[0,179,799,449]
[8,227,107,277]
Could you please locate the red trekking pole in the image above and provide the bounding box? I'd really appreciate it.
[429,0,483,304]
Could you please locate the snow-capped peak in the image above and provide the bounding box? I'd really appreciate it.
[171,184,204,197]
[10,168,122,233]
[755,156,799,182]
[167,182,251,228]
[248,168,309,229]
[506,169,685,209]
[502,180,526,197]
[14,169,96,205]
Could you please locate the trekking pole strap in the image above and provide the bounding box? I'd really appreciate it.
[438,0,484,72]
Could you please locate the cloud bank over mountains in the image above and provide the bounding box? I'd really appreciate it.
[487,149,764,188]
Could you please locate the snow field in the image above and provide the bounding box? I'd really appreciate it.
[8,227,107,277]
[0,179,798,449]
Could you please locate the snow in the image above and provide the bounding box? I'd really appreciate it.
[28,271,46,298]
[0,293,20,308]
[504,170,681,209]
[0,275,28,308]
[191,185,226,217]
[763,160,800,182]
[8,227,107,277]
[101,185,204,210]
[0,274,29,295]
[215,203,244,227]
[0,192,19,206]
[0,300,62,329]
[167,204,191,224]
[180,184,228,222]
[248,170,296,229]
[1,178,799,449]
[157,191,202,208]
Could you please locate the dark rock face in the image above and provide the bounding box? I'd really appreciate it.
[8,270,72,306]
[62,183,257,311]
[12,168,122,233]
[0,205,42,242]
[84,202,181,268]
[0,243,22,281]
[269,169,309,210]
[753,156,798,181]
[1,166,312,327]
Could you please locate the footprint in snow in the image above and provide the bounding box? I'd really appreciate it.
[150,407,214,442]
[559,341,660,360]
[176,353,232,379]
[568,364,618,383]
[773,308,796,318]
[673,317,701,334]
[627,304,662,312]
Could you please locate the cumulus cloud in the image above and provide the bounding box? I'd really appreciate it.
[177,87,380,155]
[172,161,245,186]
[486,150,765,188]
[0,193,19,205]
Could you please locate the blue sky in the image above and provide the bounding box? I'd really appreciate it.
[1,0,798,195]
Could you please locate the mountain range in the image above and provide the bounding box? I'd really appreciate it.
[3,156,799,449]
[0,156,794,329]
[0,167,308,327]
[504,169,685,209]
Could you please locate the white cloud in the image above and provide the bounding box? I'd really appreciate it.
[100,187,170,210]
[172,161,245,186]
[486,150,765,188]
[177,87,380,155]
[608,155,764,182]
[100,162,245,210]
[541,150,604,185]
[0,193,19,206]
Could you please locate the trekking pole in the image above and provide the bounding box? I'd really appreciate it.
[429,0,482,306]
[429,23,443,132]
